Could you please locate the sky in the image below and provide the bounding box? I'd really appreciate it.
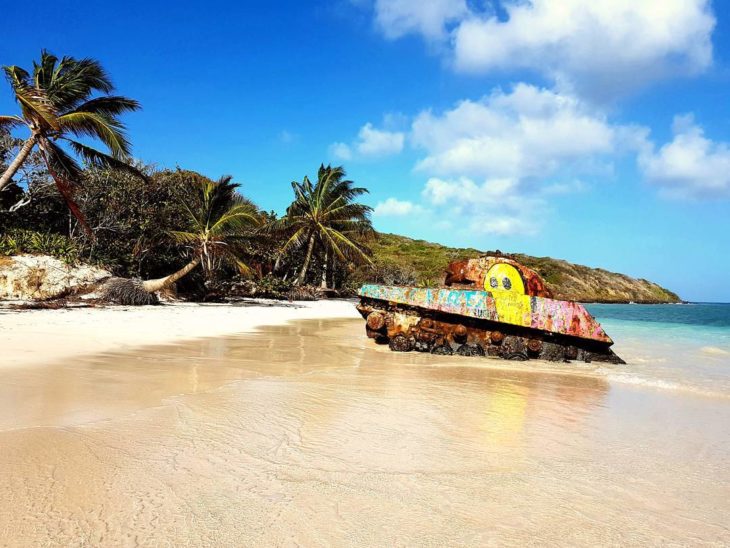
[1,0,729,302]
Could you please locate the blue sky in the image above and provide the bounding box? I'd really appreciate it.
[2,0,729,301]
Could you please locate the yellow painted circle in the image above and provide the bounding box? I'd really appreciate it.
[484,264,526,295]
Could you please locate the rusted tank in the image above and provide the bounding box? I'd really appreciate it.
[356,256,624,364]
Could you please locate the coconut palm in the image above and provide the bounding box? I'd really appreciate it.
[101,176,261,304]
[144,176,261,291]
[280,164,374,286]
[0,50,140,227]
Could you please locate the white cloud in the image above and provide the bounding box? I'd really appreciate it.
[639,114,730,198]
[369,0,715,99]
[367,84,637,236]
[330,122,405,161]
[421,177,543,236]
[374,0,467,40]
[356,123,405,156]
[329,142,353,161]
[411,83,619,181]
[374,197,423,216]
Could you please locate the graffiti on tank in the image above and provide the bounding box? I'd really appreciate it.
[359,283,612,343]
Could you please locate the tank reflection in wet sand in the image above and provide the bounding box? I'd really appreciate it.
[0,319,728,545]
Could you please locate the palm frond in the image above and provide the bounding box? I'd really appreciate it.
[12,84,60,130]
[57,111,131,157]
[32,51,58,92]
[323,227,373,264]
[69,95,141,117]
[45,54,114,108]
[65,139,144,178]
[40,138,83,182]
[169,230,201,245]
[0,115,25,130]
[280,226,310,254]
[2,65,31,89]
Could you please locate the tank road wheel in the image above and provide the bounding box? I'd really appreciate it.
[527,339,542,357]
[453,324,468,342]
[456,344,485,357]
[389,334,413,352]
[366,311,386,331]
[432,344,453,356]
[506,351,529,361]
[490,330,504,345]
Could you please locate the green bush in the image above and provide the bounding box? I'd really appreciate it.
[0,229,80,264]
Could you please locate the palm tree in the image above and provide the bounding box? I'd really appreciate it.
[0,50,140,228]
[280,164,374,287]
[102,176,261,304]
[143,176,261,292]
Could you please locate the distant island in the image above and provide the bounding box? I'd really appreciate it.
[362,233,681,304]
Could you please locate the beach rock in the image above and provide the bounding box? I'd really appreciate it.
[0,254,110,301]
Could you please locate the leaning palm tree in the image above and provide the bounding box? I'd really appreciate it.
[102,176,261,305]
[280,164,374,286]
[0,50,140,228]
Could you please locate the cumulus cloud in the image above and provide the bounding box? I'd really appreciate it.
[329,142,353,161]
[412,83,619,181]
[364,85,635,235]
[421,177,544,236]
[374,197,423,216]
[372,84,637,236]
[330,122,405,161]
[374,0,467,40]
[639,114,730,198]
[370,0,715,99]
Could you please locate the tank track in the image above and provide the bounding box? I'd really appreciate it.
[357,297,624,364]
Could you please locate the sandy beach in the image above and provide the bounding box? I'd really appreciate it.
[1,300,361,367]
[0,303,729,545]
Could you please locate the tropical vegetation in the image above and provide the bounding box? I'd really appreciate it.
[0,51,141,231]
[0,51,376,303]
[277,164,374,287]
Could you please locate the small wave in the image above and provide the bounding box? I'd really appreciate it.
[628,356,668,364]
[700,346,730,356]
[599,370,730,399]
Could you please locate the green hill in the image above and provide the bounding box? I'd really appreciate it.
[356,233,681,304]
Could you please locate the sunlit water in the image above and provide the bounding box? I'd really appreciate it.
[587,303,730,398]
[0,309,729,545]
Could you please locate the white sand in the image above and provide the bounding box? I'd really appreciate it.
[1,299,360,367]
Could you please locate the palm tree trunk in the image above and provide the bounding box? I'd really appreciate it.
[296,234,315,286]
[0,134,38,192]
[142,257,201,293]
[320,249,328,289]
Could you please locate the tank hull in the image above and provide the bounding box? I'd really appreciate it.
[357,285,624,364]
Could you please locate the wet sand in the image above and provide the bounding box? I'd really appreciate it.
[1,319,729,545]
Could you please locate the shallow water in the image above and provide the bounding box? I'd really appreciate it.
[587,303,730,398]
[1,317,729,546]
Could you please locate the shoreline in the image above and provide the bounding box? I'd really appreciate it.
[1,299,361,368]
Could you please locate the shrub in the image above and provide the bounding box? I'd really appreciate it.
[0,229,79,264]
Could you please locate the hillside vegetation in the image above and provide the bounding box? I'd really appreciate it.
[361,233,681,304]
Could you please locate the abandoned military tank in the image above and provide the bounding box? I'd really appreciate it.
[356,256,624,364]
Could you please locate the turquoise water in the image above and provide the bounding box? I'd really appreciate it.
[585,303,730,398]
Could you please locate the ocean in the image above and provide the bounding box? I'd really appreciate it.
[586,303,730,398]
